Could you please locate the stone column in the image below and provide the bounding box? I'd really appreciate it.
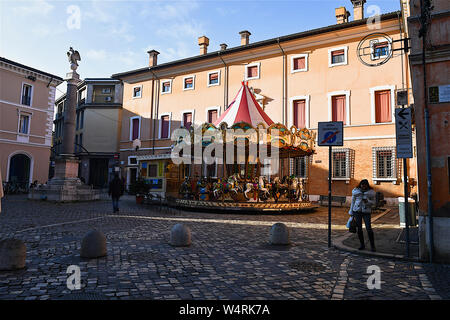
[62,71,80,155]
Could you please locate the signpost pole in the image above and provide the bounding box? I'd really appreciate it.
[395,107,413,258]
[328,145,332,248]
[403,157,410,258]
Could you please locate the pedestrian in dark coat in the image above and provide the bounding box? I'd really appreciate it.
[109,174,124,213]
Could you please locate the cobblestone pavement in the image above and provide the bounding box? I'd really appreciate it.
[0,195,448,300]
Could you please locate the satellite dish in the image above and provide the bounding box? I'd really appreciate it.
[357,32,393,67]
[132,139,141,151]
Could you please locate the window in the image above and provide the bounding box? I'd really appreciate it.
[245,63,260,80]
[19,113,30,134]
[128,156,137,166]
[78,89,86,104]
[76,111,80,130]
[183,76,195,90]
[208,71,220,86]
[329,47,348,67]
[291,54,308,73]
[161,80,172,94]
[293,99,306,128]
[208,109,218,123]
[130,117,140,141]
[332,95,347,124]
[75,135,79,152]
[101,88,111,94]
[333,151,347,178]
[132,86,142,98]
[371,40,390,60]
[148,164,158,177]
[374,90,392,123]
[290,156,309,178]
[372,147,398,182]
[332,148,353,181]
[21,84,33,106]
[79,133,83,150]
[160,115,170,139]
[183,112,192,130]
[80,110,84,129]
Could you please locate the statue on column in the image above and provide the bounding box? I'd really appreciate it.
[67,47,81,70]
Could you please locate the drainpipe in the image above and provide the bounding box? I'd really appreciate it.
[419,0,433,263]
[150,69,160,155]
[218,52,228,109]
[277,38,287,125]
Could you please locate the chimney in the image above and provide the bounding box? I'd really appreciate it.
[351,0,366,20]
[239,30,251,46]
[198,36,209,55]
[147,50,160,67]
[220,43,228,51]
[335,7,350,24]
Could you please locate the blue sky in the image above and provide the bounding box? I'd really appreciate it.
[0,0,400,96]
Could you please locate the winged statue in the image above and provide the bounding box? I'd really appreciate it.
[67,47,81,70]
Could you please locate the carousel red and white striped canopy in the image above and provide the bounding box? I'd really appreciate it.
[213,82,274,127]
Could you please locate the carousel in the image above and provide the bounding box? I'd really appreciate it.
[166,81,317,213]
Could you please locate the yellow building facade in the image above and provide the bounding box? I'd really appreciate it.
[113,2,416,204]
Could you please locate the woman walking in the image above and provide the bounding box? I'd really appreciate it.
[349,179,376,251]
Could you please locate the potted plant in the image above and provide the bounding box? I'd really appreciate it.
[129,178,150,204]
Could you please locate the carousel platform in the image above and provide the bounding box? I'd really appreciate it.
[171,199,317,214]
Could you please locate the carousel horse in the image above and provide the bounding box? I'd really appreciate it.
[212,179,224,201]
[271,176,289,203]
[244,177,259,200]
[226,174,243,200]
[257,176,271,201]
[299,178,308,201]
[288,176,301,201]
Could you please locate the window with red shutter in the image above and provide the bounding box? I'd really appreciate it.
[293,57,306,71]
[183,112,192,130]
[132,118,140,140]
[247,66,258,79]
[161,115,169,138]
[184,77,194,89]
[293,100,306,128]
[332,95,346,124]
[208,110,218,123]
[331,50,345,64]
[375,90,391,123]
[209,72,219,85]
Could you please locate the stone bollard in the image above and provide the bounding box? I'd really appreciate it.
[0,239,27,271]
[170,223,191,247]
[80,230,107,259]
[269,223,290,245]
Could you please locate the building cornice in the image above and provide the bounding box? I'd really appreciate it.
[0,57,63,86]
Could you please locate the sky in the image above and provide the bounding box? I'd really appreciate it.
[0,0,401,97]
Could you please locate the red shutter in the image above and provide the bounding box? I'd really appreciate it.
[293,100,306,128]
[332,95,346,124]
[209,73,218,81]
[161,116,169,138]
[293,57,305,70]
[247,66,258,78]
[183,113,192,130]
[332,50,344,56]
[132,118,139,140]
[208,110,218,123]
[375,90,391,123]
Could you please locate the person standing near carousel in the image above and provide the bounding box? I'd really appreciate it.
[349,179,377,252]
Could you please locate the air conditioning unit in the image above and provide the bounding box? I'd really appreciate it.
[105,96,112,102]
[102,88,111,94]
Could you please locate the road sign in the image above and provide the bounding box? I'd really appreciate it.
[395,108,413,158]
[318,122,344,147]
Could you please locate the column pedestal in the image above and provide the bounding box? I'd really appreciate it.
[28,155,100,202]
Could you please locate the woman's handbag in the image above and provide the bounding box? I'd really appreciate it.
[348,216,357,233]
